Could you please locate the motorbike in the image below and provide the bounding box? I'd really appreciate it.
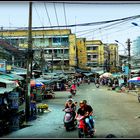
[88,80,90,85]
[70,89,76,96]
[63,108,77,131]
[77,82,80,87]
[76,115,95,138]
[95,83,99,88]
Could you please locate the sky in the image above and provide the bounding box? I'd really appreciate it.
[0,1,140,55]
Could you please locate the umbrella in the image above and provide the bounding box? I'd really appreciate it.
[30,80,44,87]
[100,72,113,78]
[128,77,140,83]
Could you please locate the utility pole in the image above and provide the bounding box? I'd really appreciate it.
[40,48,45,74]
[126,38,132,81]
[51,49,53,73]
[25,1,32,122]
[126,38,131,63]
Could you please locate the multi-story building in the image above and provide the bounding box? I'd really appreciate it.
[86,40,104,68]
[0,29,77,71]
[104,43,119,72]
[76,38,87,69]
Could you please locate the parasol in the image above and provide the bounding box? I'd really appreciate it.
[100,72,113,78]
[128,77,140,84]
[30,80,44,87]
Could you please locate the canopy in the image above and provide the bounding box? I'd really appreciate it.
[0,88,15,94]
[0,73,24,81]
[100,72,113,78]
[0,78,19,89]
[82,72,94,77]
[35,78,55,85]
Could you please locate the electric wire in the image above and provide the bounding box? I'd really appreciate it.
[63,2,68,29]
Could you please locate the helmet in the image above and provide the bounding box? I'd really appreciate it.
[79,100,84,104]
[67,99,73,103]
[83,100,87,104]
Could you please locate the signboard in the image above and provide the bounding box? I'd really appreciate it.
[0,59,6,72]
[8,92,19,109]
[124,66,129,75]
[6,65,12,71]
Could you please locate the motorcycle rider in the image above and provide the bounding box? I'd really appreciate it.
[64,98,77,119]
[83,100,94,132]
[70,82,77,94]
[76,100,94,133]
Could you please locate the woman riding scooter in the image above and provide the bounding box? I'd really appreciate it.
[63,99,77,131]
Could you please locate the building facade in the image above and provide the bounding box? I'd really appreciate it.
[76,38,87,69]
[86,40,104,68]
[104,43,119,72]
[0,29,77,71]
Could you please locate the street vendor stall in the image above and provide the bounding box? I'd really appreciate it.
[30,79,44,102]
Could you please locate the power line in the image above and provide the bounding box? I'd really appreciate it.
[33,4,44,27]
[84,25,135,40]
[54,3,60,28]
[2,14,140,30]
[76,18,135,37]
[44,2,53,27]
[63,2,68,29]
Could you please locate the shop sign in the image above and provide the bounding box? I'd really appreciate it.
[8,92,19,109]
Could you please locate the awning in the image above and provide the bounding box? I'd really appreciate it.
[0,88,14,94]
[0,73,24,81]
[82,72,94,76]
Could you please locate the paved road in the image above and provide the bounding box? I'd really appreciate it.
[2,83,140,138]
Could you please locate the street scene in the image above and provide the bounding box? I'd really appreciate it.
[1,82,140,138]
[0,1,140,139]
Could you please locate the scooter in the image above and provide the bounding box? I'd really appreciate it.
[63,108,77,131]
[70,89,76,96]
[87,80,90,85]
[76,115,95,138]
[95,83,99,88]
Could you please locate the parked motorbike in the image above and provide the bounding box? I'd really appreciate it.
[63,108,77,131]
[76,115,95,138]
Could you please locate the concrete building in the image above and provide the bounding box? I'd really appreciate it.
[104,43,119,72]
[0,29,77,71]
[76,38,87,69]
[86,40,104,68]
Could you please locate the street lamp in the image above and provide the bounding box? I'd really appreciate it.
[131,22,140,27]
[115,40,127,55]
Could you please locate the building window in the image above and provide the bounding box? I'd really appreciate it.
[40,38,45,43]
[93,55,97,58]
[93,46,97,50]
[87,55,91,61]
[53,37,61,43]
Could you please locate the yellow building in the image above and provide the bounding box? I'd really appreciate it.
[86,40,104,68]
[0,29,77,70]
[76,38,87,69]
[108,43,119,72]
[103,43,119,72]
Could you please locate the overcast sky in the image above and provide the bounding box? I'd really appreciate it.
[0,1,140,54]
